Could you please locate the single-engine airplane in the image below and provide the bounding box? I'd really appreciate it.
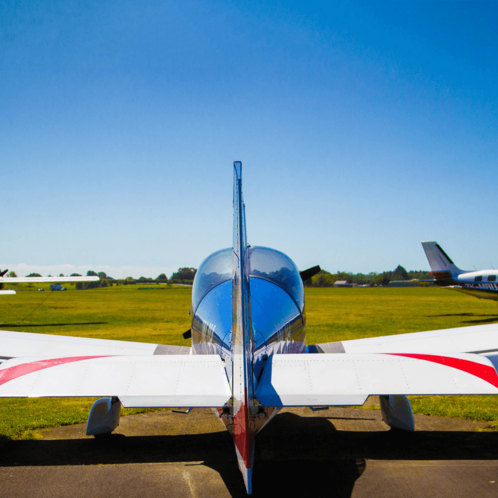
[422,241,498,301]
[1,164,498,494]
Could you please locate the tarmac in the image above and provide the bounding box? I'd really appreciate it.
[1,399,497,497]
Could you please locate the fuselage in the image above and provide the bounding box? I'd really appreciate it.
[433,270,498,300]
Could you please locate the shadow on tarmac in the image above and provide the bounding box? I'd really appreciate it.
[1,411,498,496]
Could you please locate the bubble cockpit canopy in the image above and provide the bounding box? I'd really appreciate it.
[192,246,304,312]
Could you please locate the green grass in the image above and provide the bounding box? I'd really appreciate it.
[1,285,498,438]
[0,284,191,344]
[305,286,498,343]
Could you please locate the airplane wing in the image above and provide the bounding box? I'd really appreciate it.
[0,330,190,362]
[0,276,99,283]
[256,352,498,407]
[308,322,498,366]
[0,354,229,408]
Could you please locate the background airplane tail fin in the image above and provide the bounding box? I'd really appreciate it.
[230,161,255,494]
[422,241,464,278]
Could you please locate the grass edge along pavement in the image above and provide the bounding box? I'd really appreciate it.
[1,286,498,439]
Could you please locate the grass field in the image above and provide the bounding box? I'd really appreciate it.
[1,285,498,439]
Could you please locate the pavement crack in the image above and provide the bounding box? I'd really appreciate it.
[182,468,198,498]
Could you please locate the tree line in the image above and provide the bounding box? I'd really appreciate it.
[74,268,198,289]
[6,265,431,290]
[305,265,432,287]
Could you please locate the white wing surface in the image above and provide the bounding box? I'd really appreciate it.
[0,354,229,408]
[256,352,498,407]
[309,323,498,370]
[0,330,190,361]
[0,276,99,283]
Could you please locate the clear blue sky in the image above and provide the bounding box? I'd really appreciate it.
[2,1,498,278]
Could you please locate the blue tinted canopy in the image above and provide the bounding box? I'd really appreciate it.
[192,248,232,311]
[248,247,304,310]
[192,246,304,312]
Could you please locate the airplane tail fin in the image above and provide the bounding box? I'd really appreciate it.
[231,161,255,494]
[421,241,465,280]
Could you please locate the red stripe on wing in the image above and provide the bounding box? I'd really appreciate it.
[385,353,498,388]
[0,356,113,386]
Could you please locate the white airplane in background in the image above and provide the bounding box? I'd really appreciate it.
[422,241,498,301]
[0,271,99,295]
[1,163,498,494]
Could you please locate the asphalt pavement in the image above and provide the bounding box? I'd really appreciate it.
[1,402,497,497]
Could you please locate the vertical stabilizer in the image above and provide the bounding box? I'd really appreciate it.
[231,161,255,494]
[422,241,465,277]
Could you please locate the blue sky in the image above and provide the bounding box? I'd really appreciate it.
[2,1,498,278]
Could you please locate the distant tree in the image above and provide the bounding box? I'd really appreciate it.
[26,273,42,277]
[8,271,17,278]
[315,272,335,287]
[155,273,168,282]
[407,270,432,280]
[98,272,107,279]
[86,270,98,277]
[170,268,197,282]
[309,270,336,287]
[372,272,391,286]
[70,273,82,277]
[392,265,410,281]
[353,273,369,285]
[59,273,65,277]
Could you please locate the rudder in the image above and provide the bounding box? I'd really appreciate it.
[421,241,465,277]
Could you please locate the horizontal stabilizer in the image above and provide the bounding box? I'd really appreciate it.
[300,265,321,282]
[0,330,191,360]
[255,353,498,407]
[0,354,230,408]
